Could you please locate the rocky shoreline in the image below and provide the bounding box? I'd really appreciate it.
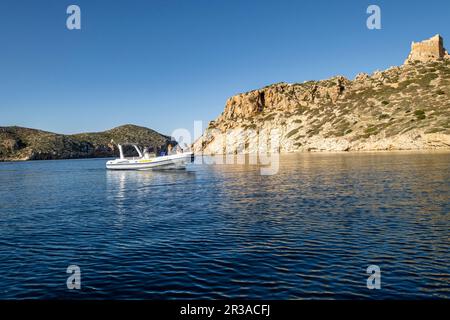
[194,35,450,154]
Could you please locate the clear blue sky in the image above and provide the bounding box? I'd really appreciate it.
[1,0,449,135]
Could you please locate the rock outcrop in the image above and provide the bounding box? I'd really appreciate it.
[195,35,450,154]
[0,125,172,161]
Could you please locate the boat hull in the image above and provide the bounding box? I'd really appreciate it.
[106,153,193,170]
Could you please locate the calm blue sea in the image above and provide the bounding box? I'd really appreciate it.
[0,152,448,299]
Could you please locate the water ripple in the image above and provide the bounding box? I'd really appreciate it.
[0,153,449,299]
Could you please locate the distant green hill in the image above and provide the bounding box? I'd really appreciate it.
[0,124,172,161]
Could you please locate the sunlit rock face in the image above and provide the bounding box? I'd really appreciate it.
[195,35,450,154]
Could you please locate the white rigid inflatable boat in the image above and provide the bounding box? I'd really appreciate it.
[106,144,193,170]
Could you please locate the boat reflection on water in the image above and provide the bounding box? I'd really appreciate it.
[106,167,198,221]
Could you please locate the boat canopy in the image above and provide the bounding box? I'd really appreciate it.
[117,143,144,159]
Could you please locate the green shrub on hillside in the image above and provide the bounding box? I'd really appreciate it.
[414,109,426,120]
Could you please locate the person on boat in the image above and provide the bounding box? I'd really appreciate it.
[143,147,151,159]
[158,146,166,156]
[167,144,173,155]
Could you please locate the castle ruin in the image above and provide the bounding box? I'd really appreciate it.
[405,34,449,64]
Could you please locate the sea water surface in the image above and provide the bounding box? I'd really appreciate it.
[0,152,448,299]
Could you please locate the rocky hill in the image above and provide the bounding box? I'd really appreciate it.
[0,124,171,161]
[194,35,450,153]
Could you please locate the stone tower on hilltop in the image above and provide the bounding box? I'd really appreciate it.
[405,34,449,64]
[405,34,450,63]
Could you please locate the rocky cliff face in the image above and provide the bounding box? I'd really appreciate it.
[194,35,450,154]
[0,125,172,161]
